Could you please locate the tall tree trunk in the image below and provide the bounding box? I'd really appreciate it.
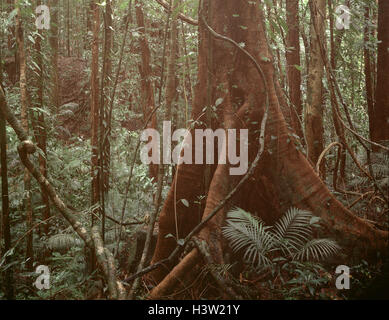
[90,1,100,211]
[99,0,113,239]
[15,0,33,271]
[101,0,112,194]
[89,0,100,275]
[372,0,389,146]
[135,0,158,182]
[328,0,346,184]
[147,0,387,291]
[49,0,60,109]
[285,0,303,139]
[305,0,325,175]
[33,1,51,235]
[0,68,14,298]
[165,0,179,123]
[364,7,374,144]
[66,0,71,56]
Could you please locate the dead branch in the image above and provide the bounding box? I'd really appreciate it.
[91,226,126,299]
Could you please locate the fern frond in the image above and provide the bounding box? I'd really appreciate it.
[47,234,83,251]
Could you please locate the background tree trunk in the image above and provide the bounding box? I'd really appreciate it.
[305,0,325,175]
[49,0,60,110]
[135,0,158,182]
[285,0,303,139]
[372,0,389,146]
[15,0,33,271]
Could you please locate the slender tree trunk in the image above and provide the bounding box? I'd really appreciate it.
[0,62,14,298]
[364,6,375,145]
[67,0,70,56]
[372,0,389,146]
[33,1,51,235]
[165,0,179,122]
[15,0,33,271]
[88,0,100,276]
[285,0,303,139]
[90,1,100,211]
[49,0,60,109]
[305,0,325,175]
[328,0,346,183]
[135,0,158,182]
[99,0,113,239]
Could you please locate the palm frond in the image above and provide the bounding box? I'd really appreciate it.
[222,208,275,269]
[273,207,313,250]
[223,207,340,270]
[292,238,340,262]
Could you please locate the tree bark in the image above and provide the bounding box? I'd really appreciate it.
[372,0,389,146]
[305,0,325,175]
[90,1,100,209]
[0,60,14,298]
[285,0,303,139]
[32,1,50,235]
[135,0,158,182]
[48,0,60,109]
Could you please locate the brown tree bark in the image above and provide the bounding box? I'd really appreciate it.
[165,0,179,122]
[48,0,60,109]
[32,1,50,235]
[90,1,100,210]
[305,0,325,175]
[135,0,158,182]
[102,0,112,194]
[364,7,375,143]
[0,60,14,299]
[328,0,346,183]
[146,0,388,294]
[372,0,389,146]
[285,0,303,139]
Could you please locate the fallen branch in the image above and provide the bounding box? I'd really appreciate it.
[91,226,126,299]
[105,214,143,226]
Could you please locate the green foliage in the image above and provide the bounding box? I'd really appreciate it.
[222,207,340,271]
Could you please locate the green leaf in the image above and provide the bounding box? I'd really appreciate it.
[181,199,190,207]
[293,64,303,72]
[309,216,321,225]
[215,98,224,107]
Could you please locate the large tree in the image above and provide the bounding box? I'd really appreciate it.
[145,0,388,297]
